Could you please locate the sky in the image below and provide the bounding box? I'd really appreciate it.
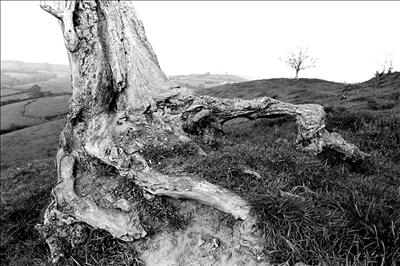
[1,1,399,82]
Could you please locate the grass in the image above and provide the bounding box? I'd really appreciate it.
[48,222,144,266]
[1,193,144,266]
[0,95,69,134]
[0,190,51,265]
[0,124,29,135]
[0,119,65,169]
[0,100,43,131]
[0,156,188,265]
[169,73,246,89]
[141,72,400,264]
[0,162,167,265]
[146,109,400,265]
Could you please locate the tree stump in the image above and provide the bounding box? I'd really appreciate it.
[37,1,368,263]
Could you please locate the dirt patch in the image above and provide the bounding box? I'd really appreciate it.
[135,200,268,266]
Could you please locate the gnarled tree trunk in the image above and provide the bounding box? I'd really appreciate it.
[37,0,368,263]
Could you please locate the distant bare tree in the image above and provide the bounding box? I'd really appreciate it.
[283,47,317,79]
[374,55,395,83]
[379,55,394,75]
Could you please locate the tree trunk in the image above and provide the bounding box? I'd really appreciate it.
[38,0,368,263]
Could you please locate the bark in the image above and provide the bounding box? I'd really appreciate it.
[38,0,368,262]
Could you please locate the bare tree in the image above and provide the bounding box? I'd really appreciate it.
[374,55,395,86]
[378,55,394,76]
[37,1,367,263]
[283,47,317,79]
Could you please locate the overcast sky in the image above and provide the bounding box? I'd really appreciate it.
[1,1,399,82]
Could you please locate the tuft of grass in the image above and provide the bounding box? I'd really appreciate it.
[0,190,51,265]
[58,226,144,266]
[326,108,400,163]
[141,142,200,171]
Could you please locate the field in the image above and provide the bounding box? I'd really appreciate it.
[0,100,44,133]
[0,67,399,265]
[0,95,69,134]
[169,73,246,89]
[0,119,65,169]
[0,88,20,96]
[1,93,32,104]
[11,75,71,94]
[1,61,71,105]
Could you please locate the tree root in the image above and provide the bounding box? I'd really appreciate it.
[150,89,369,162]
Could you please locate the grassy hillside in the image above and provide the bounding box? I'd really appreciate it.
[0,119,65,169]
[151,72,400,264]
[1,61,71,117]
[1,61,69,73]
[1,72,399,265]
[197,72,400,110]
[1,61,69,89]
[198,77,342,102]
[10,75,71,94]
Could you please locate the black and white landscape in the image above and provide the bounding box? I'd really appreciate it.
[1,1,399,266]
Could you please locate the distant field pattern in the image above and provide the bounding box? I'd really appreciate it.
[0,100,43,131]
[24,95,69,119]
[0,95,69,132]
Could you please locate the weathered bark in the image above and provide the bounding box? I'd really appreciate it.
[38,0,368,263]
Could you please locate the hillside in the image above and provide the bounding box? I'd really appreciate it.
[1,61,69,73]
[169,73,247,89]
[0,96,69,134]
[0,119,65,169]
[1,61,70,94]
[1,70,399,265]
[198,72,400,110]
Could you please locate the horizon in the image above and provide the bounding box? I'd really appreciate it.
[3,59,399,84]
[1,1,400,83]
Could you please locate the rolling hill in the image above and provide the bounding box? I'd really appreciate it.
[169,73,246,89]
[198,72,400,110]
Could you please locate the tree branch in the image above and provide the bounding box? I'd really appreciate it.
[40,0,78,52]
[178,93,369,162]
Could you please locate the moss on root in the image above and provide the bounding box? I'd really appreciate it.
[113,178,188,235]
